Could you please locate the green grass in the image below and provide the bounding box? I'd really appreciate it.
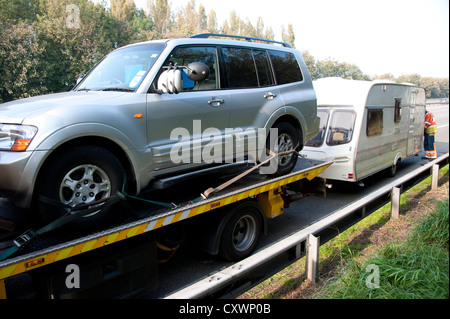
[240,165,449,299]
[315,199,449,299]
[410,200,449,249]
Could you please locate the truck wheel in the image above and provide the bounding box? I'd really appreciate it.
[266,122,299,176]
[220,207,262,261]
[38,145,125,229]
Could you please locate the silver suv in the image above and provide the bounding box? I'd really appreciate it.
[0,34,319,226]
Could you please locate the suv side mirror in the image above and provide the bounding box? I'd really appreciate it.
[157,68,183,94]
[187,62,210,81]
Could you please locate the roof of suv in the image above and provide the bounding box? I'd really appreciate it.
[124,33,293,52]
[190,33,291,47]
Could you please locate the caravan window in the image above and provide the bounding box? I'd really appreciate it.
[326,110,355,146]
[367,109,383,136]
[305,109,330,147]
[394,98,402,123]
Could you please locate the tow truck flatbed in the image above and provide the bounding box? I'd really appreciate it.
[0,158,332,298]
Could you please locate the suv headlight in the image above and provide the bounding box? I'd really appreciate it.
[0,124,38,151]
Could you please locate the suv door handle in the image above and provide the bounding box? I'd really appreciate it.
[208,98,225,107]
[264,92,277,99]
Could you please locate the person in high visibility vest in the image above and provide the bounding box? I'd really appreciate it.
[423,110,438,159]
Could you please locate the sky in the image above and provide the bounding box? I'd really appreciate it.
[131,0,449,78]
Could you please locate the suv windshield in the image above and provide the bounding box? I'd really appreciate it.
[76,43,165,91]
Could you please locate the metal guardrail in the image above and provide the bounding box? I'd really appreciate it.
[426,101,449,105]
[165,153,449,299]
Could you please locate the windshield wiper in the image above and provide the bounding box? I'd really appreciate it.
[98,87,134,92]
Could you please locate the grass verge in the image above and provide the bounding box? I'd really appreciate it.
[239,164,449,299]
[315,199,449,299]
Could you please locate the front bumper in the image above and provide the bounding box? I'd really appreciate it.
[0,151,34,207]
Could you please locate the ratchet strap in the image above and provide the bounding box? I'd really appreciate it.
[0,186,177,261]
[123,193,177,210]
[119,175,177,210]
[0,194,123,262]
[194,149,310,203]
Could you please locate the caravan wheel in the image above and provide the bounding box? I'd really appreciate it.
[386,159,400,177]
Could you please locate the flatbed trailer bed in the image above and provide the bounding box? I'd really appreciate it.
[0,158,332,299]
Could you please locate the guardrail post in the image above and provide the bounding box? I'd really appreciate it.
[432,164,439,190]
[391,187,401,219]
[305,234,320,283]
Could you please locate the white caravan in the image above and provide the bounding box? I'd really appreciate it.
[301,77,426,183]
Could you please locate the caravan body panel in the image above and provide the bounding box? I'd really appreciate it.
[301,78,425,182]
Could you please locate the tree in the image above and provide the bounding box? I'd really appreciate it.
[223,10,241,35]
[33,0,115,93]
[129,8,154,42]
[397,73,422,86]
[281,24,295,48]
[207,10,219,33]
[220,11,279,42]
[0,21,44,102]
[110,0,136,47]
[254,17,265,39]
[169,0,207,37]
[197,4,207,32]
[147,0,171,38]
[0,0,40,23]
[438,78,449,98]
[2,0,446,103]
[264,26,274,41]
[301,50,318,79]
[372,73,396,81]
[315,58,369,80]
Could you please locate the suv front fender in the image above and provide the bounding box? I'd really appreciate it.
[22,123,146,208]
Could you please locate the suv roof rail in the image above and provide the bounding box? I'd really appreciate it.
[189,33,292,48]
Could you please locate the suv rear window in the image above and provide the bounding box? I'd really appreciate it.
[269,50,303,85]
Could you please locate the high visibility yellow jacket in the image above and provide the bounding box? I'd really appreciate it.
[425,112,437,134]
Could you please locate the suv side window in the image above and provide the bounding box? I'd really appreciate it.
[222,47,258,88]
[253,49,275,87]
[269,50,303,85]
[162,46,219,91]
[221,47,274,88]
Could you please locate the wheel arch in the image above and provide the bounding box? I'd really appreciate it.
[272,115,304,150]
[265,106,305,150]
[394,151,402,165]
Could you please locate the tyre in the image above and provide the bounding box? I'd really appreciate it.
[386,159,399,177]
[266,122,300,176]
[220,206,262,261]
[38,145,125,228]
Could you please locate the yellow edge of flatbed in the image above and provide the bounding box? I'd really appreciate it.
[0,161,332,281]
